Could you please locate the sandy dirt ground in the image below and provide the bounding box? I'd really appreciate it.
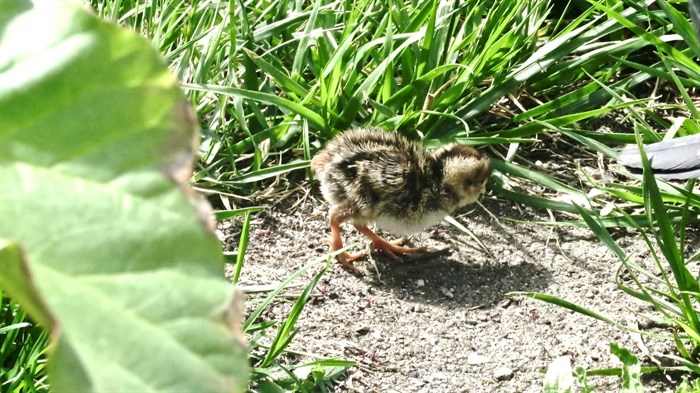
[219,191,699,393]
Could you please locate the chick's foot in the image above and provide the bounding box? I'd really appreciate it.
[326,211,367,273]
[337,251,366,273]
[354,225,429,260]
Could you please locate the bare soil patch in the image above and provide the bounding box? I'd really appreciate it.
[219,192,698,393]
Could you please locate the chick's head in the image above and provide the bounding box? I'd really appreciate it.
[434,144,490,206]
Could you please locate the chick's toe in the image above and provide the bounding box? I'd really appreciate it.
[354,224,429,260]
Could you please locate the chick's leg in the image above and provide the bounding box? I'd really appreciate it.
[353,224,429,260]
[328,209,366,272]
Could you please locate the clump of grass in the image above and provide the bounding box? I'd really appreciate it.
[508,1,699,382]
[225,208,355,391]
[91,0,699,226]
[241,256,354,391]
[0,289,49,392]
[515,128,699,387]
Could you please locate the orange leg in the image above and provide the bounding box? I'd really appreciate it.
[328,209,366,272]
[353,224,429,260]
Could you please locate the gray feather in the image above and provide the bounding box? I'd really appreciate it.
[691,0,700,42]
[618,134,700,179]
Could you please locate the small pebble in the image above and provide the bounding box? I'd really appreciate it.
[499,298,513,308]
[440,287,454,299]
[355,326,371,336]
[493,366,514,381]
[467,353,490,365]
[416,279,425,287]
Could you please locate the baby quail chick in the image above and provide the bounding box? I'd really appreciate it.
[311,127,490,272]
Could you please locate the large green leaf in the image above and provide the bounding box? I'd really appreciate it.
[0,1,248,391]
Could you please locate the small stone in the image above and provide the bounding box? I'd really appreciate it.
[499,298,513,308]
[440,287,454,299]
[411,303,425,313]
[355,326,370,336]
[468,353,490,365]
[416,279,425,287]
[493,366,514,381]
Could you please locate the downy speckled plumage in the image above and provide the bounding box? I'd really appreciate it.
[311,127,490,272]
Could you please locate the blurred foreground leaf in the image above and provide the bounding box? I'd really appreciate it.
[0,1,249,391]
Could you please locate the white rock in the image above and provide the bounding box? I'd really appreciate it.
[440,287,454,299]
[493,366,514,381]
[467,353,490,365]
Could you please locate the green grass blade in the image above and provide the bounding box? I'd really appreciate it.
[183,84,326,128]
[231,212,251,285]
[214,206,265,221]
[509,292,618,326]
[636,130,700,334]
[260,259,331,368]
[243,256,327,331]
[230,161,309,184]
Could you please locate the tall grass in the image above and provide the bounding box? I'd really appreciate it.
[92,0,698,223]
[524,134,699,390]
[0,289,49,392]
